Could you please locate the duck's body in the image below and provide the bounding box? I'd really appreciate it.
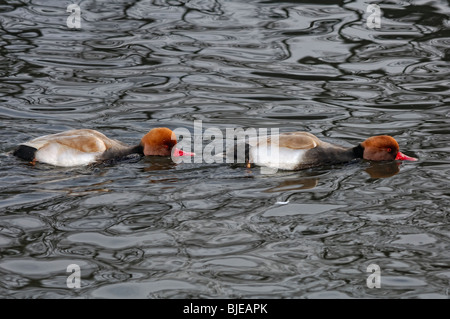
[14,128,193,167]
[234,132,416,170]
[14,129,137,167]
[248,132,358,170]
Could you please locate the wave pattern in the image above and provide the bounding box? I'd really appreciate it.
[0,0,449,298]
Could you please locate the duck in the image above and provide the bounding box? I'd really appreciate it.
[231,132,417,170]
[13,127,194,167]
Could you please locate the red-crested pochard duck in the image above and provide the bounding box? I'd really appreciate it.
[243,132,417,170]
[13,127,194,167]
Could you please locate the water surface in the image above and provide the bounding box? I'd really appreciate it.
[0,0,449,299]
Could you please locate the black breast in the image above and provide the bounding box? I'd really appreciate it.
[13,145,37,162]
[302,145,357,167]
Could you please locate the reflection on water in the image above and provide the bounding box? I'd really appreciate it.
[365,161,400,178]
[264,176,319,193]
[0,0,449,299]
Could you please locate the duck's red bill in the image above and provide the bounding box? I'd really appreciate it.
[395,152,417,161]
[172,148,195,157]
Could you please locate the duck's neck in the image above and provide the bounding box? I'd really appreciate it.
[100,144,144,162]
[352,144,364,159]
[307,143,364,166]
[334,144,365,163]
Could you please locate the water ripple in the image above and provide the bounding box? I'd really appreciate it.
[1,0,449,299]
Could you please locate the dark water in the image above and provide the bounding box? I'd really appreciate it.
[0,0,449,299]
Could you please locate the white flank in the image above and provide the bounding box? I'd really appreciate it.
[35,143,100,167]
[250,145,307,170]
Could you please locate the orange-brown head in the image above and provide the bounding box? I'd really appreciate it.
[140,127,195,157]
[361,135,417,161]
[140,128,177,156]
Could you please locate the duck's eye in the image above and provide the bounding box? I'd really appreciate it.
[163,145,169,149]
[386,148,392,152]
